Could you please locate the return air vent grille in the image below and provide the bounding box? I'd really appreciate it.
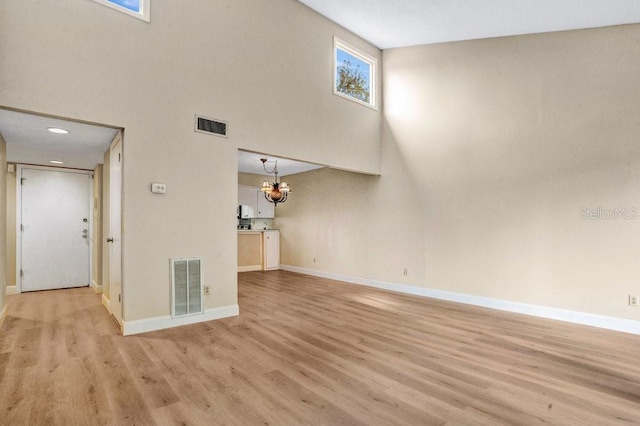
[195,115,228,138]
[171,258,204,318]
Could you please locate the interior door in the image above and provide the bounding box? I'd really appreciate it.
[109,136,123,325]
[20,166,91,292]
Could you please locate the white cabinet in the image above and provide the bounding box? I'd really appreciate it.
[238,185,257,209]
[263,230,280,270]
[256,191,275,218]
[238,185,274,219]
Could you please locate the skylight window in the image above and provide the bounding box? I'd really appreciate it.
[334,37,377,109]
[92,0,150,22]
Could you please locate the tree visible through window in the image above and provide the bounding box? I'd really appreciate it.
[334,38,377,109]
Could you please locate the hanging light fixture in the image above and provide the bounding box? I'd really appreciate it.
[260,158,290,205]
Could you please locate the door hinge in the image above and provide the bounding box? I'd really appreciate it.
[20,269,24,277]
[118,153,121,162]
[20,178,26,185]
[20,224,24,232]
[118,294,121,303]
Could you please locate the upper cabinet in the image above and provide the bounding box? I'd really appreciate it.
[238,185,274,219]
[256,191,275,218]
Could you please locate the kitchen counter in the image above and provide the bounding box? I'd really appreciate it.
[238,230,279,272]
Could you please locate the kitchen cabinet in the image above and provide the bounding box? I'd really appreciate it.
[238,185,257,217]
[238,185,274,219]
[256,190,275,218]
[263,230,280,270]
[238,231,262,272]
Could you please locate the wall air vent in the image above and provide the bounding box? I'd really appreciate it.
[171,258,204,318]
[195,115,228,138]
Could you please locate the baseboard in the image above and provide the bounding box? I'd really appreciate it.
[91,280,103,294]
[0,303,7,330]
[122,304,240,336]
[280,264,640,336]
[238,265,262,272]
[101,294,111,313]
[6,286,16,295]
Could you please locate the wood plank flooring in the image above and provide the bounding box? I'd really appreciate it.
[1,270,640,425]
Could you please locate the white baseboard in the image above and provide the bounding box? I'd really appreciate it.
[280,264,640,336]
[101,294,111,313]
[238,265,262,272]
[122,304,240,336]
[91,280,103,294]
[6,286,16,295]
[0,303,7,329]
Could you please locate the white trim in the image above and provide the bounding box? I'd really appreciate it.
[102,294,111,313]
[91,280,103,294]
[238,265,262,272]
[0,303,7,329]
[6,286,16,295]
[15,164,20,293]
[122,304,239,336]
[333,36,378,110]
[91,0,150,22]
[280,265,640,336]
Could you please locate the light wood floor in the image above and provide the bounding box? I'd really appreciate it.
[1,271,640,425]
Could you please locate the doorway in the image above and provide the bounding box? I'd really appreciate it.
[1,108,123,321]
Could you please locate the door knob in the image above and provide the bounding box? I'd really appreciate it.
[106,237,114,243]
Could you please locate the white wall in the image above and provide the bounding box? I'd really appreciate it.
[383,24,640,321]
[280,24,640,324]
[4,166,16,289]
[0,134,7,317]
[0,0,381,326]
[92,164,103,292]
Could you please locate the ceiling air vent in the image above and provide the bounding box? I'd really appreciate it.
[195,115,228,138]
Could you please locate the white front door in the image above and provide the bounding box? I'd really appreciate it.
[20,166,92,292]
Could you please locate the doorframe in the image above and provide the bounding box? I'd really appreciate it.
[15,164,94,294]
[107,132,124,326]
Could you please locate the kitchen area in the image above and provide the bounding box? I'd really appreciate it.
[237,151,324,273]
[237,184,280,272]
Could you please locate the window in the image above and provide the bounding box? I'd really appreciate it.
[92,0,150,22]
[334,37,377,109]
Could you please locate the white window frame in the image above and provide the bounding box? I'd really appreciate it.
[91,0,150,22]
[333,37,378,110]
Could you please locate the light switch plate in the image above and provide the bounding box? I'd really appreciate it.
[151,182,167,194]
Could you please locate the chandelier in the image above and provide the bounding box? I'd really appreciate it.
[260,158,290,205]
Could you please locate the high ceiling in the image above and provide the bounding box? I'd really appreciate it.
[6,2,639,172]
[299,0,640,49]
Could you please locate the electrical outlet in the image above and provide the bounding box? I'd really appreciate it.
[629,295,639,307]
[403,268,409,276]
[204,286,210,296]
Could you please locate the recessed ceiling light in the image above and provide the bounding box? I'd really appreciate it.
[49,160,64,164]
[47,127,69,134]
